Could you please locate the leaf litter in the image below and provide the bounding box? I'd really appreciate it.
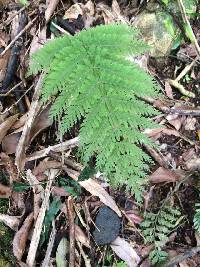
[0,0,200,266]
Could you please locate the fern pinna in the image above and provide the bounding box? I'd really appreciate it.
[29,24,160,201]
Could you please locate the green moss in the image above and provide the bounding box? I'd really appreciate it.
[0,222,16,266]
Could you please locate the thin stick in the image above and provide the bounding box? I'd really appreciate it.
[0,16,38,57]
[0,81,23,96]
[177,0,200,57]
[164,246,200,267]
[67,196,75,267]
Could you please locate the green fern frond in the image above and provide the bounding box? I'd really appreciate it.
[194,202,200,233]
[29,24,161,201]
[141,203,180,264]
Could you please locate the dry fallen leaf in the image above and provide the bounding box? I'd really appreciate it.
[164,81,173,99]
[64,3,84,20]
[75,224,90,248]
[0,50,10,82]
[185,158,200,171]
[2,130,22,154]
[110,237,140,267]
[149,167,182,183]
[45,0,59,23]
[125,210,143,225]
[13,212,34,260]
[32,159,61,176]
[0,114,18,143]
[0,183,11,198]
[2,105,51,155]
[79,178,121,217]
[0,213,20,231]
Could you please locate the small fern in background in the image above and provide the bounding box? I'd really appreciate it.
[193,202,200,233]
[29,24,161,201]
[141,202,180,264]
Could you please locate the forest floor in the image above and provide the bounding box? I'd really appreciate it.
[0,0,200,266]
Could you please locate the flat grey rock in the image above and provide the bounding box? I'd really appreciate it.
[93,206,121,245]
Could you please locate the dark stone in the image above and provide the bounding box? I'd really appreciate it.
[93,206,121,245]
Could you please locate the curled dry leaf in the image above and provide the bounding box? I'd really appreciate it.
[79,178,121,217]
[0,114,18,143]
[0,183,11,198]
[149,167,182,183]
[110,237,140,267]
[13,212,34,260]
[75,224,90,248]
[0,213,20,230]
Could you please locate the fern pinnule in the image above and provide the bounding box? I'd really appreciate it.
[29,24,161,201]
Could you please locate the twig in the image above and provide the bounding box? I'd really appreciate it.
[177,0,200,57]
[26,169,58,266]
[77,241,91,267]
[0,81,23,96]
[3,6,27,26]
[41,220,56,267]
[166,0,200,98]
[164,246,200,267]
[25,137,79,162]
[167,78,195,98]
[15,75,43,172]
[67,196,75,267]
[0,16,38,57]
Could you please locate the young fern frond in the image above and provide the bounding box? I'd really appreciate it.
[29,24,161,202]
[141,203,181,264]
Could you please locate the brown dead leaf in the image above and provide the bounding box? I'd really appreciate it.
[2,130,22,154]
[125,210,143,225]
[75,225,90,248]
[2,105,51,155]
[79,178,121,217]
[13,212,34,260]
[165,81,173,99]
[111,0,121,15]
[51,186,70,197]
[12,113,28,130]
[0,213,20,230]
[185,158,200,171]
[0,152,18,183]
[0,183,11,198]
[83,0,95,29]
[45,0,59,23]
[149,167,182,183]
[33,159,61,176]
[183,117,197,131]
[64,3,84,20]
[0,114,18,143]
[0,50,10,82]
[110,237,140,267]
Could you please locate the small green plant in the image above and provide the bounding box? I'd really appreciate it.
[141,202,180,265]
[193,202,200,233]
[29,24,161,201]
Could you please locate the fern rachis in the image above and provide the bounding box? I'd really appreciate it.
[29,24,161,201]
